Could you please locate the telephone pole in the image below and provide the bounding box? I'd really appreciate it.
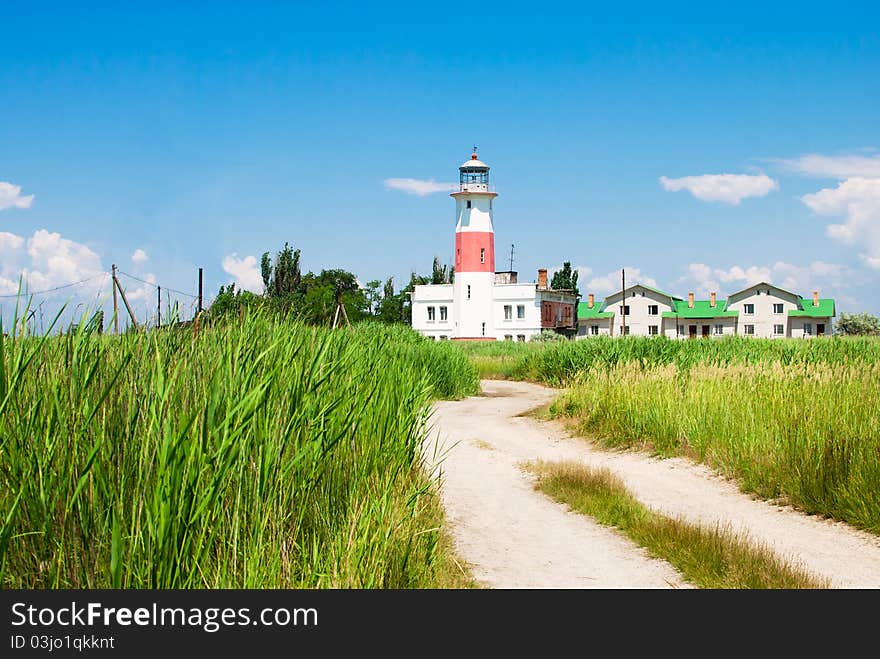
[621,268,627,337]
[197,267,203,316]
[157,285,162,328]
[508,244,515,272]
[112,264,119,334]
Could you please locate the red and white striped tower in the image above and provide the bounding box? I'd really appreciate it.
[452,149,497,339]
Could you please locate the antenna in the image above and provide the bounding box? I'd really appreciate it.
[509,244,515,272]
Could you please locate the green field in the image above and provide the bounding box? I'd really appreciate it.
[0,315,478,588]
[460,336,880,534]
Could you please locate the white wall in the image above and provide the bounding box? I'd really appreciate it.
[411,284,454,339]
[453,271,495,338]
[602,286,676,337]
[726,284,799,338]
[790,317,833,338]
[666,316,737,339]
[577,318,612,338]
[493,284,541,340]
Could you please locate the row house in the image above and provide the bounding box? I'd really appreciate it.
[577,281,835,339]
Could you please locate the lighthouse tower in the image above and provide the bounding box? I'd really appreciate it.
[452,149,497,338]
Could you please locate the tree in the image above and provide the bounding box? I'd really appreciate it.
[432,256,453,284]
[834,312,880,336]
[261,242,302,299]
[550,261,579,296]
[297,269,367,326]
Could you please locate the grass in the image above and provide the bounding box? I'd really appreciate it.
[0,308,480,589]
[457,336,880,536]
[528,460,828,589]
[549,362,880,535]
[459,335,880,385]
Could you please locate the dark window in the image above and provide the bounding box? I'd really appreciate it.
[466,200,472,208]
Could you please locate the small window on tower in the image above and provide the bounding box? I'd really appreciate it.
[466,200,472,209]
[481,248,485,264]
[467,285,471,300]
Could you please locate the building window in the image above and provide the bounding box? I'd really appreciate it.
[504,305,512,320]
[620,305,630,316]
[817,323,825,336]
[466,200,471,208]
[804,323,813,336]
[517,334,526,342]
[648,305,658,316]
[744,324,755,335]
[504,334,512,341]
[480,248,485,264]
[481,322,486,337]
[677,324,684,335]
[467,285,471,299]
[590,325,599,336]
[774,324,784,335]
[517,304,525,319]
[714,324,723,335]
[744,303,754,315]
[439,335,448,340]
[440,306,447,321]
[620,325,630,335]
[648,325,658,335]
[773,303,784,314]
[427,306,435,322]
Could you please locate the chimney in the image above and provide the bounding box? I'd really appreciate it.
[688,292,694,309]
[813,290,819,307]
[710,291,716,308]
[588,293,595,309]
[538,268,548,290]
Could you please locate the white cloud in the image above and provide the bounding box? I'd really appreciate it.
[801,178,880,268]
[131,248,149,265]
[383,178,457,196]
[585,267,659,295]
[678,260,848,297]
[777,153,880,179]
[123,272,157,302]
[222,253,263,293]
[0,229,103,295]
[659,174,778,204]
[0,182,34,211]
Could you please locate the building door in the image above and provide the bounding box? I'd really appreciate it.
[701,325,710,337]
[817,323,825,336]
[688,325,697,339]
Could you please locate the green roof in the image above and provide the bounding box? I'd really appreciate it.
[661,299,739,319]
[577,301,614,319]
[789,298,835,317]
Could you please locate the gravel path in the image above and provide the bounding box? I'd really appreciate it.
[426,379,880,589]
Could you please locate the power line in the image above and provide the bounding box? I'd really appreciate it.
[116,270,199,299]
[0,273,107,299]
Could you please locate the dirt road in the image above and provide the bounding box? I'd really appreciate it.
[426,380,880,588]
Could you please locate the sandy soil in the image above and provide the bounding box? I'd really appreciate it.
[426,379,880,589]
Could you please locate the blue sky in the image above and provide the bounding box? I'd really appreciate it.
[1,1,879,328]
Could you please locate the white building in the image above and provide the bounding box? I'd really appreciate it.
[412,151,577,341]
[577,281,835,339]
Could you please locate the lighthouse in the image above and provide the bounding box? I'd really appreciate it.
[410,150,578,342]
[452,149,497,338]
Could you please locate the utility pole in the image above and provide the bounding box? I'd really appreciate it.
[112,264,119,334]
[111,268,139,330]
[197,267,203,316]
[621,268,627,337]
[508,244,515,272]
[157,285,162,328]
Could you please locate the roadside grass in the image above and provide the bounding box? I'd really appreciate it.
[0,308,479,588]
[527,460,828,589]
[549,362,880,535]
